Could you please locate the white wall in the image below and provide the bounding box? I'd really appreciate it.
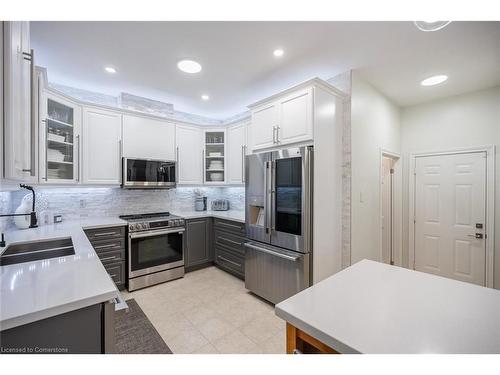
[351,73,401,264]
[401,86,500,288]
[313,86,344,283]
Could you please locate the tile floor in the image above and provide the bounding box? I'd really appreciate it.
[121,266,286,354]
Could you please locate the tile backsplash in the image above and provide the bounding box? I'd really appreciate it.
[0,187,244,231]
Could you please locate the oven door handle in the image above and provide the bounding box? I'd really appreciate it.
[129,228,185,239]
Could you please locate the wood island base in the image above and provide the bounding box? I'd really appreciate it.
[286,322,339,354]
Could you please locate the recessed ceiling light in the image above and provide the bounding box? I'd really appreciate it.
[201,94,210,101]
[421,75,448,86]
[273,49,284,57]
[177,59,202,74]
[104,66,116,74]
[414,21,452,32]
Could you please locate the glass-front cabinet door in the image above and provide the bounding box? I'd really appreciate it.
[204,129,226,184]
[39,92,81,183]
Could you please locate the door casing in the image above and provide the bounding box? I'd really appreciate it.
[408,145,495,288]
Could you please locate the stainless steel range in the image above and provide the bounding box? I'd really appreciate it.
[119,212,185,291]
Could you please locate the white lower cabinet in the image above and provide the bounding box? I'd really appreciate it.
[176,124,203,185]
[227,121,247,184]
[82,107,122,185]
[122,114,175,160]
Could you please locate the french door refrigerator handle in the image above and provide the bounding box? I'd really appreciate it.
[303,146,314,253]
[244,242,301,262]
[265,160,273,235]
[271,159,277,233]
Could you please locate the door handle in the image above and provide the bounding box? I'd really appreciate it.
[467,233,484,239]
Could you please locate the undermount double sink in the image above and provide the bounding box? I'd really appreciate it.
[0,237,75,266]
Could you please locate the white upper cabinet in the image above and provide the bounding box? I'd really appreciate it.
[248,81,325,152]
[227,121,247,184]
[278,87,313,145]
[82,107,122,185]
[122,115,175,160]
[249,103,278,151]
[176,124,203,185]
[39,92,82,184]
[3,21,36,181]
[204,128,227,184]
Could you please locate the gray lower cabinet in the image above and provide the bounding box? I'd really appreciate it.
[84,225,127,290]
[0,302,114,354]
[213,218,246,279]
[185,218,213,271]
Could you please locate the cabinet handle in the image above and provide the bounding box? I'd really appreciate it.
[202,149,205,184]
[94,243,120,250]
[118,139,122,182]
[272,126,276,144]
[22,49,35,176]
[217,221,242,230]
[218,236,242,246]
[176,146,180,182]
[217,255,241,268]
[100,255,118,262]
[241,145,244,183]
[44,117,48,180]
[93,231,118,237]
[276,126,280,144]
[76,134,80,182]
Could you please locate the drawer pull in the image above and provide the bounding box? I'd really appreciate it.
[218,236,242,246]
[217,221,242,230]
[94,243,120,250]
[217,255,242,268]
[93,231,119,237]
[109,274,118,278]
[101,256,118,262]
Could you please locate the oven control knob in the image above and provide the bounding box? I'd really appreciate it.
[129,224,137,231]
[179,219,184,226]
[140,223,148,230]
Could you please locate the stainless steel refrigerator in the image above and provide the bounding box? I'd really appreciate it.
[244,146,313,304]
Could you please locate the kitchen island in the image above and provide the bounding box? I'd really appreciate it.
[275,259,500,354]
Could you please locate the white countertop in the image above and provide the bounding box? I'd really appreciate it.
[174,210,245,223]
[275,259,500,354]
[0,217,127,331]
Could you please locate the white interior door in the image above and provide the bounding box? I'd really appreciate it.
[381,156,394,264]
[414,152,486,286]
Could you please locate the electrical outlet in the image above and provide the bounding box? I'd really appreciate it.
[54,215,63,223]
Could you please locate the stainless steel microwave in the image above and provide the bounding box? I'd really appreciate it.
[122,158,176,188]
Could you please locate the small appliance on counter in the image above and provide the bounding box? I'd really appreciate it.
[212,199,230,211]
[194,189,207,211]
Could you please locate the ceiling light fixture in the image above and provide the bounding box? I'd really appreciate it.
[420,75,448,86]
[177,59,202,74]
[104,66,116,74]
[201,94,210,101]
[273,48,284,57]
[414,21,452,32]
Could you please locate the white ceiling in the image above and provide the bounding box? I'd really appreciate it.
[31,21,500,119]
